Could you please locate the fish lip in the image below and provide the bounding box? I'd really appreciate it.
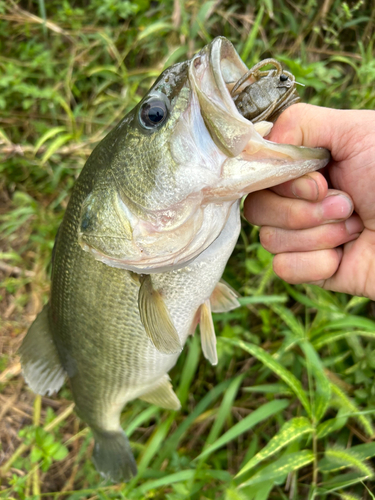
[190,37,330,163]
[189,37,255,157]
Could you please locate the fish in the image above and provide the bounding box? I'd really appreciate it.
[19,37,330,482]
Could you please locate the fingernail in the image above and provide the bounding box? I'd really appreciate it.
[345,216,363,235]
[322,194,353,222]
[292,176,319,201]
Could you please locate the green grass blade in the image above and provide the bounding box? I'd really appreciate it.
[34,126,67,154]
[223,338,311,417]
[325,447,373,477]
[204,374,244,449]
[41,133,73,165]
[241,6,264,63]
[195,399,289,461]
[243,383,292,395]
[238,295,287,306]
[317,472,370,494]
[313,330,375,349]
[137,414,174,476]
[177,335,200,407]
[236,417,313,477]
[331,383,374,437]
[316,410,348,439]
[271,304,305,337]
[300,341,331,422]
[155,377,233,465]
[237,450,315,489]
[125,405,160,437]
[134,470,196,495]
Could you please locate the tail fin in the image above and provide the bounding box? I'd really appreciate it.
[92,429,137,482]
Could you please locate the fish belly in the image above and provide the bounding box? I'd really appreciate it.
[50,199,240,432]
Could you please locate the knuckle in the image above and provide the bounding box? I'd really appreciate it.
[259,226,276,252]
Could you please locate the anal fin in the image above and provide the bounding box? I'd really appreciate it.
[139,374,181,410]
[200,299,218,366]
[138,275,182,355]
[210,279,241,313]
[19,304,66,396]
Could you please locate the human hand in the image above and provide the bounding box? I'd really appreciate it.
[244,103,375,299]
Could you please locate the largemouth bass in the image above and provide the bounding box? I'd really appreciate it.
[19,37,329,482]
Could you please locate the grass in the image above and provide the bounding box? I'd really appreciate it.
[1,0,375,498]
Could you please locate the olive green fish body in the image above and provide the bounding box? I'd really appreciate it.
[20,37,330,482]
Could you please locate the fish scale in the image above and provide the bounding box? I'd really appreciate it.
[19,37,330,482]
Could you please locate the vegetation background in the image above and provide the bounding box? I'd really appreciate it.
[1,0,375,498]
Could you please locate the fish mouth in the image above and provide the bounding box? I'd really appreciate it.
[189,37,254,157]
[190,37,329,163]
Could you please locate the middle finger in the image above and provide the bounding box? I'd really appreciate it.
[244,189,353,230]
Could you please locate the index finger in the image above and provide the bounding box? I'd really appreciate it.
[270,171,328,202]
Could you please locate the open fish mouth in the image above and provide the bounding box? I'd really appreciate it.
[190,37,329,162]
[78,37,330,274]
[189,37,254,157]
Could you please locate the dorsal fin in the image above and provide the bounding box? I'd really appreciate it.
[210,279,241,313]
[200,299,218,366]
[138,275,182,354]
[139,374,181,410]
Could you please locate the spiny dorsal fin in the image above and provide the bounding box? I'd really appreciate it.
[138,275,182,354]
[139,374,181,410]
[19,304,66,396]
[200,299,218,366]
[210,279,241,313]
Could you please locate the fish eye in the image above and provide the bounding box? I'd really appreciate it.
[280,74,289,82]
[139,97,169,130]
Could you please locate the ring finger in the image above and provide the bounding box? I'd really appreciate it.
[260,214,364,254]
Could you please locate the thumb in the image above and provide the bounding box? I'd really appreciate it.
[267,103,355,162]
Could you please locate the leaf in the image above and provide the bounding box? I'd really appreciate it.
[33,126,66,154]
[177,335,200,407]
[52,444,68,461]
[203,374,244,450]
[30,447,43,463]
[223,338,311,417]
[300,341,331,422]
[331,383,374,437]
[312,330,375,349]
[317,472,370,494]
[137,22,174,41]
[312,316,375,337]
[316,410,348,439]
[243,383,292,395]
[325,447,373,477]
[238,295,287,306]
[349,442,375,462]
[236,417,313,477]
[241,6,264,62]
[237,450,315,488]
[270,304,305,338]
[135,470,196,495]
[126,405,160,438]
[156,377,233,465]
[41,133,73,164]
[195,399,289,461]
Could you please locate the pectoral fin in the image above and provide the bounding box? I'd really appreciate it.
[139,374,181,410]
[19,304,66,396]
[210,279,241,313]
[138,275,182,354]
[200,299,218,366]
